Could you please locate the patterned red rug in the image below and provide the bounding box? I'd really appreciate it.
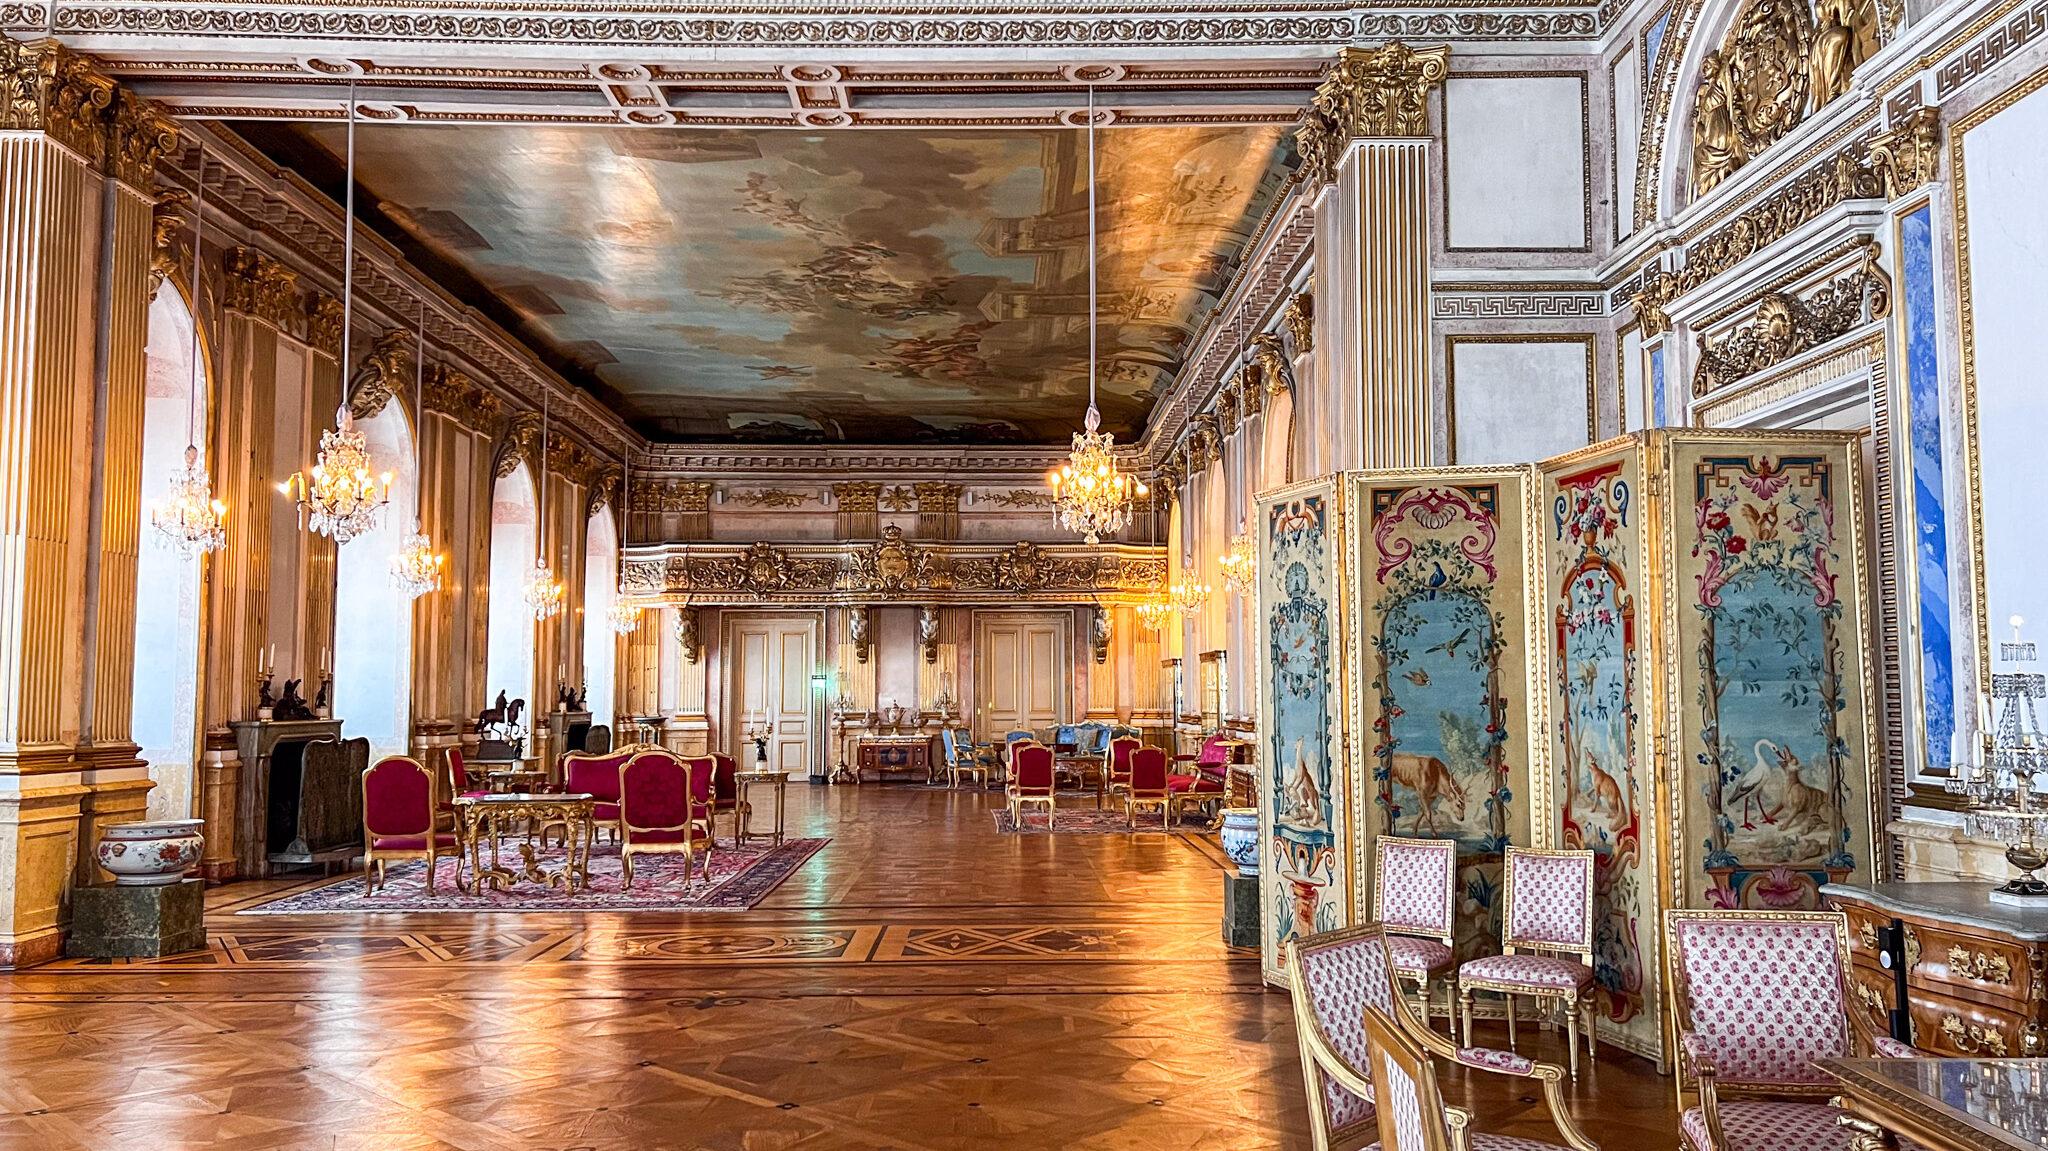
[990,807,1206,835]
[239,836,828,914]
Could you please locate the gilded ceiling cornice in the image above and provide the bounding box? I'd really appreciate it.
[1295,42,1450,184]
[622,538,1166,605]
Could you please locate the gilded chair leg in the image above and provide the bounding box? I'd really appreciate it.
[1460,987,1474,1048]
[1506,994,1518,1050]
[364,857,375,894]
[1584,999,1598,1063]
[1565,997,1580,1079]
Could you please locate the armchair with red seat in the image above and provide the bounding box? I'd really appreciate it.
[708,752,748,844]
[362,755,463,894]
[561,748,635,843]
[1104,735,1142,803]
[1167,734,1239,827]
[432,746,490,835]
[1006,741,1057,830]
[1125,746,1170,829]
[620,750,715,886]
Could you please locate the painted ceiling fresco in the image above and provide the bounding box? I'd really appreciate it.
[272,123,1295,444]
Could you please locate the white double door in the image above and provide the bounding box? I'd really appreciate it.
[726,613,818,777]
[974,612,1069,740]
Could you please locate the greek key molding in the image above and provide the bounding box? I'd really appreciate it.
[1431,287,1608,319]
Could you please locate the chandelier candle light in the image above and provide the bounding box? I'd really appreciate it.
[280,82,393,543]
[605,457,643,635]
[522,391,565,621]
[149,152,228,557]
[390,302,443,597]
[1219,534,1256,596]
[1048,86,1146,545]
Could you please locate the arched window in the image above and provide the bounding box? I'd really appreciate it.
[332,401,417,760]
[485,462,538,716]
[582,505,619,729]
[134,288,209,821]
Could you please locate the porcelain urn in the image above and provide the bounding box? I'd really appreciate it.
[1219,808,1260,877]
[95,819,204,886]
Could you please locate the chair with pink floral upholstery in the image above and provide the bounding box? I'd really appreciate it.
[1287,923,1597,1151]
[1374,835,1461,1034]
[1361,1005,1587,1151]
[1665,908,1913,1151]
[1456,846,1598,1077]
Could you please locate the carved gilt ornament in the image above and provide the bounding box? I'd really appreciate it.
[1295,43,1450,185]
[1691,242,1890,396]
[1689,0,1882,197]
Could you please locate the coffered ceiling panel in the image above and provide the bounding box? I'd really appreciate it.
[243,122,1296,444]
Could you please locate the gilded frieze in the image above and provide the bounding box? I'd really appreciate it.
[1296,43,1450,185]
[727,488,812,509]
[687,543,843,598]
[622,539,1162,603]
[846,525,936,596]
[1691,245,1888,395]
[951,541,1097,593]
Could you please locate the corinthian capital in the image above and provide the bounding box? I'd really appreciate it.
[1,38,117,165]
[1295,42,1450,184]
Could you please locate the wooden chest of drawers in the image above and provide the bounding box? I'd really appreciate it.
[1824,882,2048,1058]
[855,736,934,784]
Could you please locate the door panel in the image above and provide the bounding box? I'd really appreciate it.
[727,614,817,777]
[975,613,1067,739]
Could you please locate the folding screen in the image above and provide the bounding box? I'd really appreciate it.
[1254,477,1356,985]
[1346,468,1544,962]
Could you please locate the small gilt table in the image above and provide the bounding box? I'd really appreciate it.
[1822,1057,2048,1150]
[453,792,595,894]
[736,770,789,847]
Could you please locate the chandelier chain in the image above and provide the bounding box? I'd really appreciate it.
[149,147,229,557]
[390,299,443,596]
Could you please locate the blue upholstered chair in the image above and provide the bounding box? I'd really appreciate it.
[940,727,997,788]
[1053,724,1082,754]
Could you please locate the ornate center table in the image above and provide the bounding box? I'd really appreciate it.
[452,792,595,894]
[1821,1056,2048,1150]
[736,770,789,847]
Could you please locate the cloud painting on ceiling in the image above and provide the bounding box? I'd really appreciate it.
[286,124,1294,444]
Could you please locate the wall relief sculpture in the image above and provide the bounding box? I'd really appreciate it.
[1691,244,1889,396]
[847,525,935,596]
[1690,0,1880,197]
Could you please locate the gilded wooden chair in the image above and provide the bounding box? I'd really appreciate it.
[1665,908,1917,1151]
[561,748,633,844]
[620,750,714,887]
[1006,741,1057,830]
[1374,835,1460,1033]
[941,727,996,787]
[1104,735,1141,803]
[1286,924,1596,1151]
[708,752,747,844]
[361,755,462,894]
[1456,846,1598,1076]
[1362,1006,1587,1151]
[1125,746,1171,829]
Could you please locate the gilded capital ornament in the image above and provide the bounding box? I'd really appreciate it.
[1282,289,1314,356]
[1868,106,1941,199]
[223,247,302,329]
[832,481,882,514]
[149,188,191,300]
[1295,43,1450,184]
[1250,331,1295,397]
[306,292,344,354]
[109,89,178,188]
[347,329,412,420]
[494,411,542,479]
[0,38,116,165]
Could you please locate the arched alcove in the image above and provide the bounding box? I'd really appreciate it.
[133,286,210,821]
[332,400,417,760]
[582,504,619,729]
[485,462,538,718]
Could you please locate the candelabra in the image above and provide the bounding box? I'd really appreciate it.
[742,714,771,767]
[1946,619,2048,903]
[830,694,858,783]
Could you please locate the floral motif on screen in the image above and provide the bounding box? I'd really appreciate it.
[1689,454,1855,908]
[1551,461,1647,1025]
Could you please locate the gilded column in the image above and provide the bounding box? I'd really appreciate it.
[0,39,116,966]
[1298,43,1446,470]
[73,91,179,885]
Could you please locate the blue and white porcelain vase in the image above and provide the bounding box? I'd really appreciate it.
[1219,808,1260,877]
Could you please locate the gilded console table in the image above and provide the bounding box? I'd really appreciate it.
[1823,882,2048,1058]
[1821,1057,2048,1150]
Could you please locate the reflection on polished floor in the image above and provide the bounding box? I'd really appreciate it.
[4,786,1674,1149]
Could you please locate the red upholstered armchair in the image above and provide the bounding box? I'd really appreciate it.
[1166,737,1232,828]
[362,755,462,894]
[562,749,633,843]
[709,752,748,844]
[1007,741,1057,830]
[1125,746,1170,829]
[620,750,713,886]
[1105,735,1141,803]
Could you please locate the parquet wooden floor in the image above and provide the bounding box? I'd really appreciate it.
[1,785,1680,1149]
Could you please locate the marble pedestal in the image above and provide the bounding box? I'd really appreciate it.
[1222,873,1260,949]
[65,879,205,958]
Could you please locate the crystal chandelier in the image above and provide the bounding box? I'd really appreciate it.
[390,304,443,597]
[1048,86,1146,545]
[1135,597,1174,630]
[522,391,564,620]
[1219,534,1256,596]
[1169,581,1212,613]
[149,160,228,558]
[605,456,643,635]
[281,82,391,545]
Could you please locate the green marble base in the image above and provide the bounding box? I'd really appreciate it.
[1222,872,1260,949]
[66,879,205,959]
